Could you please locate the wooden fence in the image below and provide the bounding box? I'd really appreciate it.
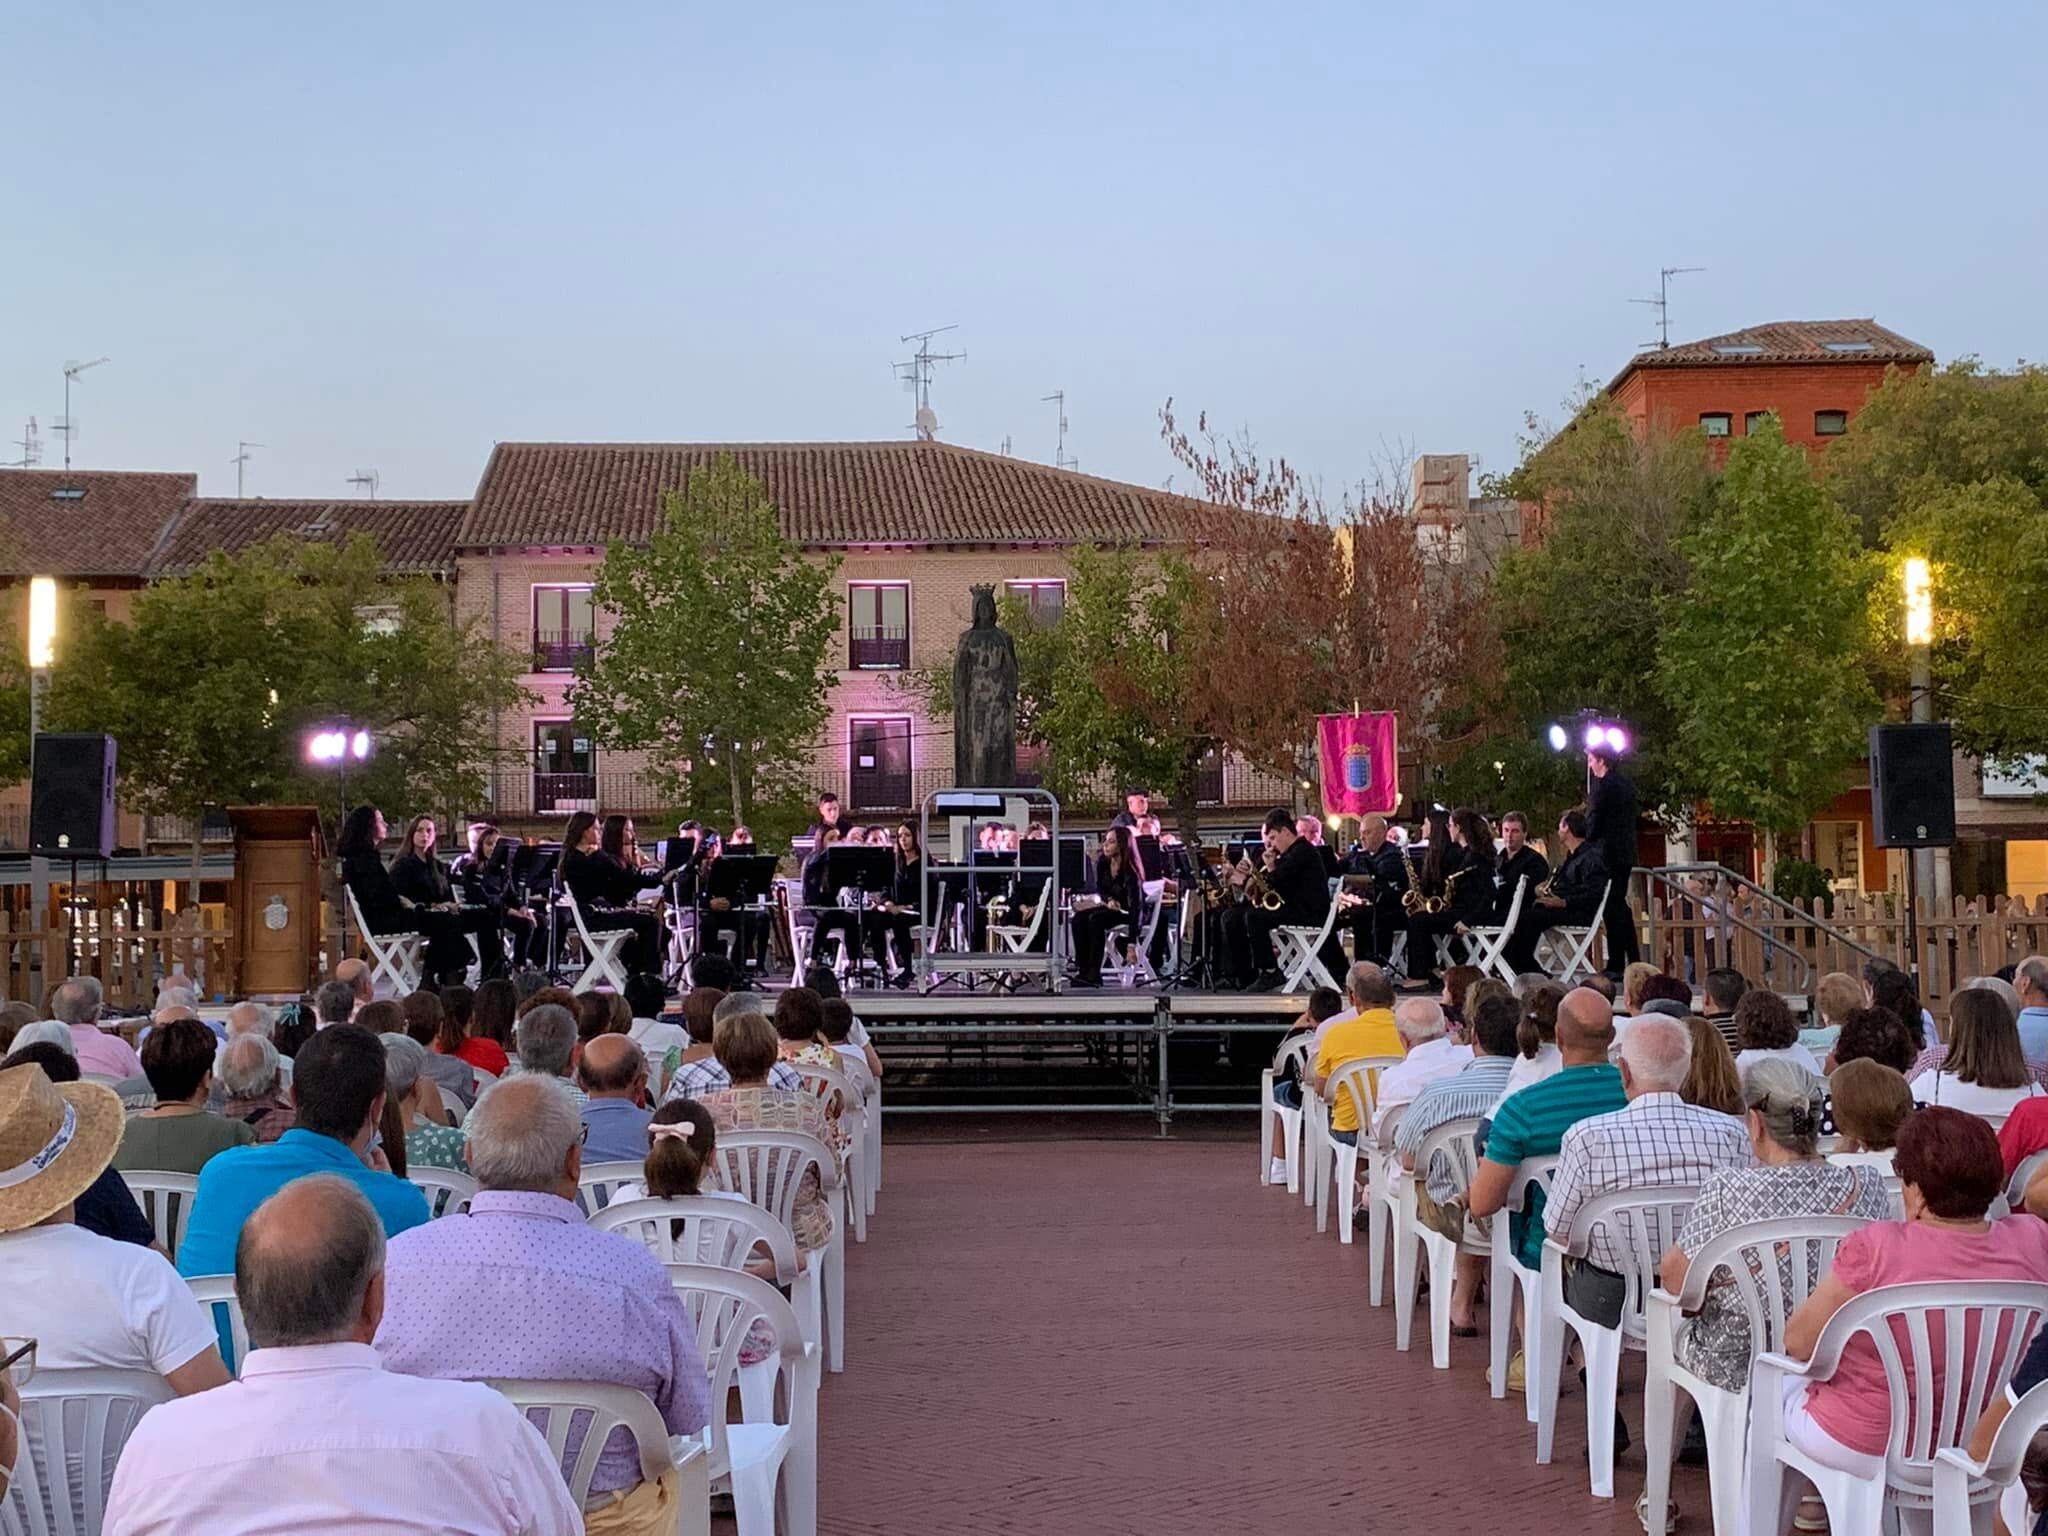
[0,905,236,1011]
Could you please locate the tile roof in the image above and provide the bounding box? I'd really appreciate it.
[0,469,198,578]
[1611,319,1933,391]
[152,499,466,576]
[458,440,1220,550]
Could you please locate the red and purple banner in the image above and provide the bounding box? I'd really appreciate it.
[1317,712,1399,819]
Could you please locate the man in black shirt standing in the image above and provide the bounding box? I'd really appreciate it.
[1585,746,1641,975]
[1110,788,1150,832]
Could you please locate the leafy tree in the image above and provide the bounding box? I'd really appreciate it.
[1654,417,1879,856]
[41,535,530,824]
[569,456,841,832]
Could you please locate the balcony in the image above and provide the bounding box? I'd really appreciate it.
[848,625,910,671]
[847,770,914,815]
[532,770,599,813]
[533,630,595,674]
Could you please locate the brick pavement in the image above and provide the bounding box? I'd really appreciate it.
[815,1132,1700,1535]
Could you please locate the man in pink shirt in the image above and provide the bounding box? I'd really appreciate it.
[52,976,142,1079]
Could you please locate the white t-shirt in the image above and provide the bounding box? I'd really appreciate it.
[627,1016,688,1091]
[1490,1043,1562,1116]
[0,1220,217,1374]
[1736,1044,1825,1079]
[1906,1072,2045,1120]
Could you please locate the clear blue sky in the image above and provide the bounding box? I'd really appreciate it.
[5,2,2045,502]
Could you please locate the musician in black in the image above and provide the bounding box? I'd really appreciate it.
[1400,807,1494,991]
[1586,746,1641,974]
[1226,807,1335,991]
[1493,810,1550,923]
[338,806,500,985]
[807,792,844,843]
[557,811,666,975]
[868,820,922,986]
[1338,812,1407,967]
[1501,808,1609,977]
[800,825,864,974]
[1109,788,1150,832]
[1295,815,1343,881]
[451,821,541,969]
[1072,824,1143,987]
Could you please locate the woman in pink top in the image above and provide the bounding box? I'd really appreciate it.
[1780,1107,2048,1473]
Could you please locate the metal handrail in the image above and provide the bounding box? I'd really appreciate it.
[1638,863,1882,994]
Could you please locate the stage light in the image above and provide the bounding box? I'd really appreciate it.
[305,724,372,767]
[1604,725,1630,754]
[350,730,372,761]
[27,577,57,671]
[1582,722,1604,751]
[1546,723,1569,752]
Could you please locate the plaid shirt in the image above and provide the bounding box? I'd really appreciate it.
[1543,1092,1752,1275]
[1394,1054,1515,1202]
[661,1055,802,1104]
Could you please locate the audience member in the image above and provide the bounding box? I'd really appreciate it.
[1682,1015,1745,1117]
[313,979,356,1031]
[1827,1006,1919,1076]
[662,992,801,1103]
[1732,989,1824,1079]
[177,1025,430,1279]
[401,989,477,1108]
[49,976,142,1079]
[511,965,549,1003]
[517,985,578,1021]
[2,1042,157,1248]
[698,1009,840,1250]
[624,972,684,1092]
[459,975,517,1078]
[0,998,34,1055]
[1371,997,1471,1138]
[1489,982,1566,1120]
[381,1033,465,1172]
[218,1035,296,1143]
[105,1175,579,1535]
[1699,968,1746,1051]
[1306,964,1401,1150]
[1827,1060,1915,1170]
[2015,956,2048,1064]
[1866,959,1929,1052]
[335,956,374,1012]
[1583,974,1617,1005]
[376,1074,711,1533]
[1637,973,1694,1019]
[1441,963,1484,1031]
[1909,987,2046,1119]
[1620,961,1661,1017]
[1810,969,1862,1055]
[113,1018,255,1174]
[772,987,829,1060]
[466,1003,587,1125]
[819,998,878,1100]
[12,1018,75,1056]
[271,1001,317,1061]
[216,1000,291,1089]
[578,1035,655,1162]
[576,989,623,1045]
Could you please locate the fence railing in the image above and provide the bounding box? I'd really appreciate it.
[0,905,235,1011]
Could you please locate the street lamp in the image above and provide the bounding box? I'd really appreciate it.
[1903,557,1933,648]
[26,577,57,943]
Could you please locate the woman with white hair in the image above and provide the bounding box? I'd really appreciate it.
[378,1032,467,1173]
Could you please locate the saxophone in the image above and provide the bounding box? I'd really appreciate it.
[1426,866,1469,918]
[1399,840,1427,916]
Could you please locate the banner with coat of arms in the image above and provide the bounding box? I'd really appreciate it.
[1317,712,1399,819]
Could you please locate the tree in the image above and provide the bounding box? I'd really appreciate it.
[1654,417,1879,857]
[41,534,530,824]
[569,455,840,834]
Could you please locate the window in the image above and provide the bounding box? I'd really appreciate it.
[356,603,401,636]
[1004,579,1066,627]
[848,717,912,812]
[848,583,910,670]
[532,586,594,672]
[1822,341,1874,354]
[1699,413,1732,438]
[532,721,596,813]
[1814,410,1849,438]
[1710,344,1765,357]
[1744,410,1774,435]
[1195,746,1225,807]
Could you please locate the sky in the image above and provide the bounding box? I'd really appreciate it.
[4,2,2046,503]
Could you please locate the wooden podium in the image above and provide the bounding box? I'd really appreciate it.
[229,805,326,999]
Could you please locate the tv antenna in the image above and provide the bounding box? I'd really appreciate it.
[5,417,42,469]
[1042,389,1076,471]
[346,468,380,499]
[55,356,110,470]
[999,434,1013,457]
[231,440,265,497]
[1632,266,1704,350]
[893,325,963,440]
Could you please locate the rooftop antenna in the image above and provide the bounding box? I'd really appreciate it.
[346,468,380,499]
[231,440,264,497]
[893,325,963,440]
[5,417,42,469]
[1042,389,1076,471]
[55,356,110,470]
[999,434,1013,457]
[1631,266,1705,350]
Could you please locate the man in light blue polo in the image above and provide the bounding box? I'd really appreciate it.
[177,1025,428,1280]
[2016,957,2048,1065]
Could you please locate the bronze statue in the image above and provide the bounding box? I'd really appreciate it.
[952,584,1018,786]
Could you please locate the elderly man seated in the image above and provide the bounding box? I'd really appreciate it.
[51,974,142,1080]
[1370,996,1473,1141]
[313,978,358,1031]
[217,1034,296,1142]
[464,1003,585,1129]
[334,956,375,1013]
[578,1034,655,1162]
[104,1175,578,1535]
[1305,963,1402,1149]
[377,1074,711,1535]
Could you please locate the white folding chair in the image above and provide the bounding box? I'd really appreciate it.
[184,1273,251,1375]
[1398,1117,1488,1369]
[665,1263,820,1536]
[347,885,424,995]
[564,891,631,994]
[1464,876,1528,986]
[488,1379,712,1536]
[1104,892,1164,988]
[119,1169,198,1264]
[1535,1186,1701,1500]
[6,1368,175,1536]
[1934,1377,2048,1536]
[792,1061,869,1243]
[1258,1035,1313,1190]
[1490,1154,1560,1418]
[1642,1215,1868,1536]
[1274,896,1342,994]
[717,1130,847,1374]
[407,1165,479,1219]
[1750,1280,2048,1536]
[1537,880,1612,983]
[575,1160,647,1217]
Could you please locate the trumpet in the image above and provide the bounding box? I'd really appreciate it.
[1399,841,1427,916]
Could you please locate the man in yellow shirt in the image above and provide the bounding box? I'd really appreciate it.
[1309,962,1404,1144]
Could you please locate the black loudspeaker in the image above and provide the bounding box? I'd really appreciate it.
[30,733,117,858]
[1869,723,1955,849]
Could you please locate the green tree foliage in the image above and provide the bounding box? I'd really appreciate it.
[42,535,529,823]
[569,456,840,833]
[1655,417,1878,836]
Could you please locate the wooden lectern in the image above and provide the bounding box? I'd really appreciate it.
[228,805,325,999]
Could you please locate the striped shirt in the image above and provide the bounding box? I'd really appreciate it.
[1543,1092,1752,1275]
[1482,1062,1628,1268]
[1396,1054,1515,1202]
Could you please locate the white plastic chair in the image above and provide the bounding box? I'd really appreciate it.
[564,891,631,994]
[1642,1215,1867,1536]
[2008,1147,2048,1207]
[1464,876,1528,986]
[118,1169,198,1263]
[1933,1376,2048,1536]
[1536,880,1613,983]
[1397,1117,1487,1369]
[717,1130,847,1374]
[436,1083,466,1120]
[1749,1280,2048,1536]
[792,1061,869,1242]
[575,1160,647,1217]
[487,1379,712,1536]
[1490,1155,1560,1420]
[1274,896,1342,994]
[346,885,423,995]
[184,1273,251,1375]
[665,1263,820,1536]
[1314,1055,1401,1248]
[5,1368,175,1536]
[407,1165,479,1218]
[1535,1186,1701,1500]
[1258,1035,1313,1190]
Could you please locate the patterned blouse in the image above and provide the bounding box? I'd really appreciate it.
[405,1120,469,1173]
[1674,1160,1892,1392]
[696,1086,843,1251]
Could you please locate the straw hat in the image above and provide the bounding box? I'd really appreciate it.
[0,1063,124,1234]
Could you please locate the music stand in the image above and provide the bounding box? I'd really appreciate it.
[702,854,777,978]
[659,835,698,875]
[823,845,895,984]
[1135,833,1163,882]
[1057,835,1087,897]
